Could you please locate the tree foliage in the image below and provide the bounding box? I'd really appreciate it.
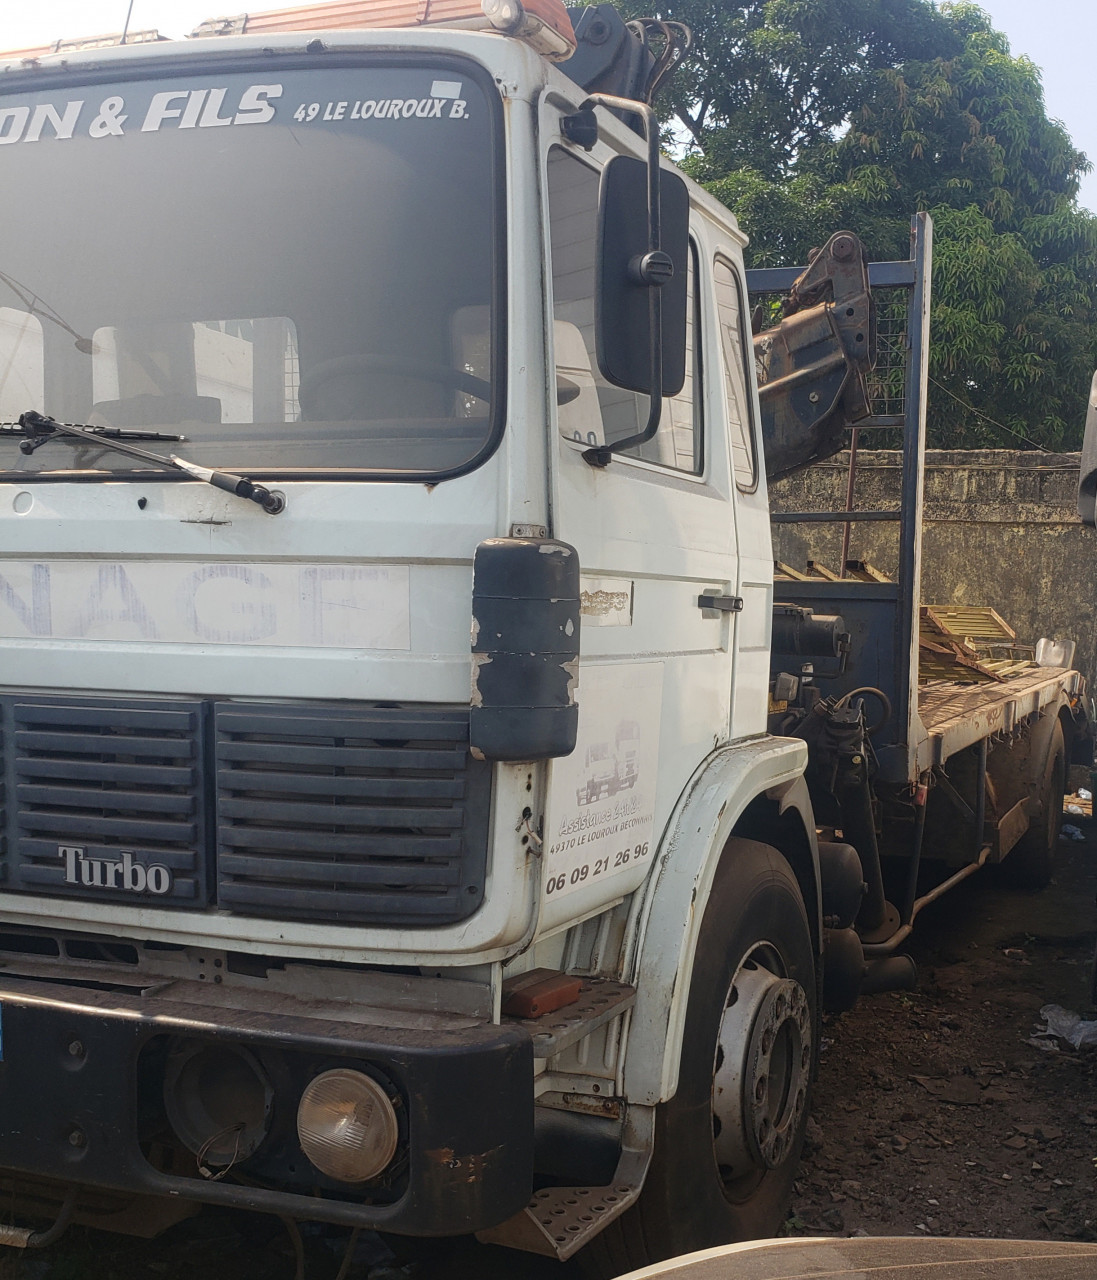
[607,0,1097,448]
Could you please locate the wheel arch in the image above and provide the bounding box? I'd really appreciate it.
[731,783,823,960]
[1057,699,1082,764]
[1026,693,1070,811]
[621,736,820,1107]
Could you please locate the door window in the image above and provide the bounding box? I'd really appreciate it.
[548,147,701,473]
[713,257,758,490]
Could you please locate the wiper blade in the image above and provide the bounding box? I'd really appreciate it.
[1,421,187,446]
[10,411,286,515]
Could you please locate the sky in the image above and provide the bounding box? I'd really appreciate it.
[1,0,1095,211]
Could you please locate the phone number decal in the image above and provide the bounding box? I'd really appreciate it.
[542,662,664,900]
[545,841,650,896]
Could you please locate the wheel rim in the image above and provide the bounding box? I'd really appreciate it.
[712,945,812,1185]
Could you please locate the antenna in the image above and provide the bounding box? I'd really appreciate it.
[120,0,136,43]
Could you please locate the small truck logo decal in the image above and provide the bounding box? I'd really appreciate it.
[58,846,173,896]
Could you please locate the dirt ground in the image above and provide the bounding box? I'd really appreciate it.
[789,810,1097,1243]
[3,816,1095,1279]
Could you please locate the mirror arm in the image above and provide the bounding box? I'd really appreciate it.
[579,96,665,468]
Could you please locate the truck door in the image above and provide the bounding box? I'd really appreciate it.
[540,140,739,928]
[712,250,773,740]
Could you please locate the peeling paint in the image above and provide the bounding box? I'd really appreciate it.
[579,581,633,628]
[470,652,491,707]
[561,655,579,704]
[581,588,631,617]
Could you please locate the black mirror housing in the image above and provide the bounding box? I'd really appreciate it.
[596,154,689,397]
[1079,370,1097,526]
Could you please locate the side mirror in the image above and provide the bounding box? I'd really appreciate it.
[1079,370,1097,526]
[596,153,689,399]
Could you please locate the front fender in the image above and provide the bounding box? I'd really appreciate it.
[621,735,815,1106]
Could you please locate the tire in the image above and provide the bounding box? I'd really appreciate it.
[1003,720,1065,890]
[582,839,818,1276]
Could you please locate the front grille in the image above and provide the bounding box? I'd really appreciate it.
[215,703,490,926]
[4,697,207,905]
[0,694,489,927]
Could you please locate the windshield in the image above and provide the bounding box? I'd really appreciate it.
[0,58,503,480]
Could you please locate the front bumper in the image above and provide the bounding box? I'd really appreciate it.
[0,973,533,1235]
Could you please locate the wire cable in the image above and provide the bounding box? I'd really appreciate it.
[928,375,1052,452]
[195,1123,244,1181]
[333,1227,361,1280]
[278,1215,306,1280]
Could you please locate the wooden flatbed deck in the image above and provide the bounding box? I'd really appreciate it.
[918,667,1080,765]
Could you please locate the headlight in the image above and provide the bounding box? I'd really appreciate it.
[296,1069,399,1183]
[164,1043,273,1168]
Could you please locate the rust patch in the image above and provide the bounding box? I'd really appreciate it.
[424,1145,502,1184]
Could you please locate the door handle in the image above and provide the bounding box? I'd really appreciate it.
[697,593,743,613]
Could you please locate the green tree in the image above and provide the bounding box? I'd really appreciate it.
[616,0,957,177]
[812,3,1097,447]
[605,0,1097,448]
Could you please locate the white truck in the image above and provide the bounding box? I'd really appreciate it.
[0,0,1087,1270]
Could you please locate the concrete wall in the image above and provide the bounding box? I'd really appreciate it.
[769,450,1097,691]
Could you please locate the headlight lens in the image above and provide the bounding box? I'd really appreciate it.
[296,1068,399,1183]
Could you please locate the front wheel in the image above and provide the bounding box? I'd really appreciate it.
[585,839,817,1274]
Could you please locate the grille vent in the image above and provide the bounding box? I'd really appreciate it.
[215,702,490,926]
[6,697,207,905]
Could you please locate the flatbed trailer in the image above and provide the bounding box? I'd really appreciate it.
[918,668,1083,765]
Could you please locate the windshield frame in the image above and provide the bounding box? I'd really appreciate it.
[0,49,508,486]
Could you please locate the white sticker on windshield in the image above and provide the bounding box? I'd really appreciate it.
[0,84,285,143]
[1,77,472,144]
[291,96,469,122]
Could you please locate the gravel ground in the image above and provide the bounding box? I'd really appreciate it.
[3,817,1095,1279]
[788,814,1097,1243]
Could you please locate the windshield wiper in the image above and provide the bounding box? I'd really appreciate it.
[8,410,287,515]
[1,420,186,447]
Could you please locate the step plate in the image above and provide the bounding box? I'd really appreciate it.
[477,1105,654,1259]
[507,977,636,1059]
